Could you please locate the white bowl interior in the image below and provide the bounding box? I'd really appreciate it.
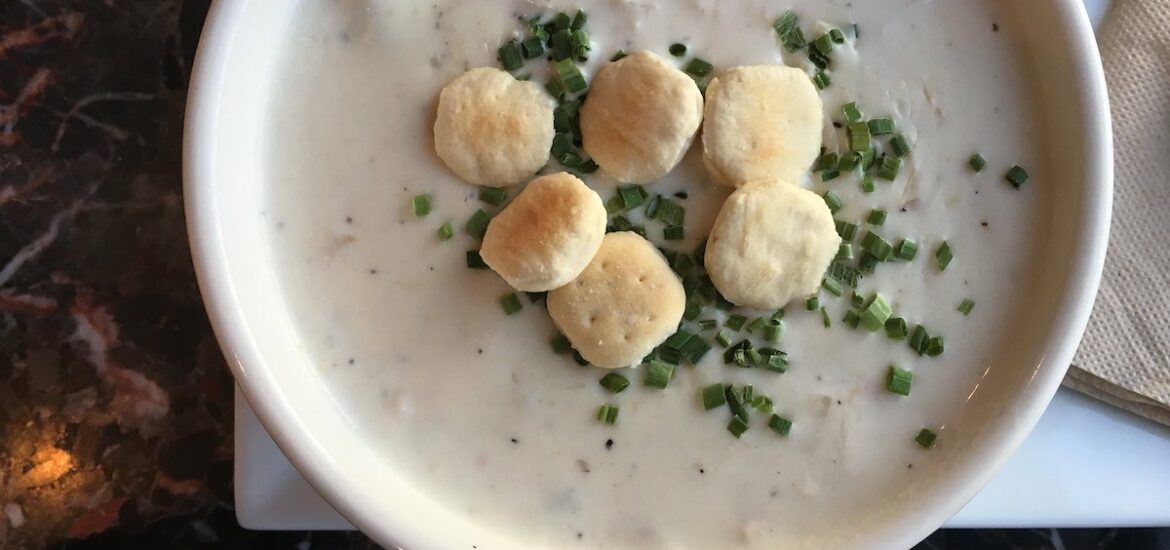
[184,1,1110,548]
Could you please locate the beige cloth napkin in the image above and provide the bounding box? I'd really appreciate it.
[1065,0,1170,426]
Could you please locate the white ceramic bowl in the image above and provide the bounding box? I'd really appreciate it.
[184,1,1111,548]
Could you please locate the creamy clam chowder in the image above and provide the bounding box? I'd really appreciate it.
[260,0,1049,548]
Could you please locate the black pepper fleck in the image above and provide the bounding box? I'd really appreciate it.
[347,358,355,365]
[981,221,989,227]
[345,216,353,224]
[699,468,705,474]
[605,438,614,449]
[992,22,1000,32]
[833,121,843,128]
[477,348,484,354]
[510,437,519,444]
[369,268,378,274]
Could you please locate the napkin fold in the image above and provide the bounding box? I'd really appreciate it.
[1066,0,1170,427]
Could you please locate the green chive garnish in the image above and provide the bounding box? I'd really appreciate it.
[437,222,454,241]
[850,291,865,309]
[500,293,523,315]
[663,225,684,241]
[599,372,630,394]
[836,220,859,240]
[926,335,945,357]
[812,33,835,55]
[597,404,619,424]
[822,277,845,296]
[836,243,854,262]
[890,134,912,157]
[478,187,507,206]
[617,184,646,209]
[466,250,488,269]
[554,59,588,93]
[552,11,572,31]
[725,385,748,421]
[842,310,860,329]
[848,122,871,152]
[895,238,918,261]
[1005,165,1029,188]
[727,416,750,438]
[720,315,743,332]
[545,78,565,100]
[837,151,861,172]
[812,70,831,90]
[935,241,954,271]
[655,198,685,226]
[464,208,491,238]
[822,190,843,214]
[806,296,820,311]
[685,58,714,78]
[909,325,930,356]
[741,384,754,403]
[570,9,588,30]
[643,360,674,389]
[860,230,894,261]
[571,29,591,61]
[610,49,627,61]
[829,28,845,43]
[669,43,687,57]
[550,29,572,60]
[551,334,572,354]
[714,330,732,348]
[498,39,524,71]
[820,306,831,327]
[885,317,908,339]
[412,194,432,217]
[698,319,717,331]
[867,118,895,135]
[522,36,545,59]
[815,150,838,171]
[859,294,892,332]
[702,383,727,410]
[768,414,792,436]
[860,174,875,193]
[867,209,887,226]
[916,428,938,448]
[958,299,975,316]
[877,155,902,180]
[773,11,807,52]
[857,253,879,275]
[842,101,863,123]
[887,365,913,396]
[821,169,841,182]
[969,153,987,172]
[745,317,767,335]
[763,322,783,343]
[753,395,774,414]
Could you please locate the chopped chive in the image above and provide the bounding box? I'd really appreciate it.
[680,335,712,364]
[554,58,588,93]
[656,346,682,365]
[464,209,491,239]
[829,28,845,44]
[669,43,687,57]
[958,299,976,316]
[773,11,807,52]
[827,261,861,287]
[848,122,871,152]
[604,196,625,216]
[836,220,859,241]
[926,335,945,357]
[820,306,831,327]
[812,70,832,90]
[851,291,865,309]
[549,29,572,60]
[741,385,754,403]
[727,416,750,438]
[752,395,774,414]
[725,314,747,331]
[522,36,545,59]
[702,383,727,410]
[551,132,574,158]
[545,78,564,100]
[765,352,789,373]
[935,241,954,271]
[412,194,432,217]
[684,58,714,78]
[836,243,854,262]
[643,360,675,389]
[1005,165,1029,188]
[887,365,913,396]
[643,194,661,218]
[714,330,732,348]
[763,322,783,343]
[500,293,523,315]
[526,291,546,303]
[806,296,820,311]
[842,310,861,329]
[842,101,863,123]
[466,250,488,269]
[909,325,930,356]
[808,48,829,69]
[610,49,627,61]
[655,198,685,226]
[744,348,764,369]
[822,277,845,296]
[550,334,572,354]
[570,9,588,30]
[617,184,646,209]
[820,169,840,182]
[916,428,938,448]
[859,175,875,194]
[812,33,835,55]
[867,118,895,135]
[968,153,987,172]
[498,39,524,71]
[722,339,752,365]
[860,294,892,332]
[571,29,591,61]
[663,225,685,241]
[895,239,918,261]
[768,414,793,436]
[860,147,877,169]
[867,209,888,226]
[597,404,619,424]
[599,372,630,394]
[890,134,912,157]
[746,317,767,334]
[573,350,590,366]
[683,298,702,322]
[478,187,507,206]
[860,230,894,261]
[698,319,718,331]
[815,150,839,171]
[885,317,908,339]
[609,215,633,232]
[822,190,843,214]
[857,253,879,274]
[837,151,861,172]
[551,11,572,31]
[437,222,454,241]
[877,155,902,181]
[725,385,749,421]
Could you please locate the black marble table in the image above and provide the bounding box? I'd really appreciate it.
[0,1,1164,549]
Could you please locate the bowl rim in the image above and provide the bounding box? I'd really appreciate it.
[183,1,1112,548]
